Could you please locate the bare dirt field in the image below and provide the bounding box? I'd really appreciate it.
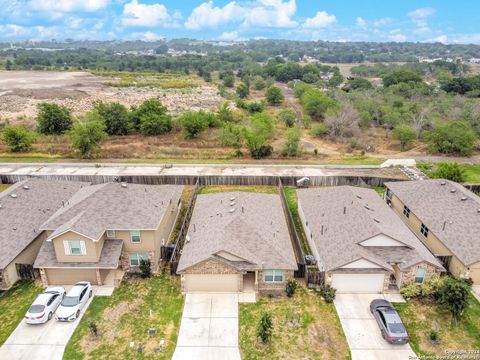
[0,71,222,125]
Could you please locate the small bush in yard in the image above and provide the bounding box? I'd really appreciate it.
[88,320,99,337]
[438,277,470,321]
[2,126,34,152]
[400,275,446,299]
[400,283,421,299]
[285,279,298,298]
[139,259,152,278]
[320,284,336,303]
[257,312,273,343]
[429,330,439,342]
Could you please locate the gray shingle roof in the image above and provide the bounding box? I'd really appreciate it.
[41,183,184,241]
[385,179,480,266]
[34,239,122,269]
[297,186,442,272]
[177,192,298,273]
[0,179,87,269]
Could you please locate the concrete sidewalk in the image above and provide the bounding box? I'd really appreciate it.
[172,293,241,360]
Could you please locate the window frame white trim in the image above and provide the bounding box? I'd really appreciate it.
[63,240,86,256]
[129,253,148,266]
[130,230,141,243]
[106,230,116,238]
[264,270,285,283]
[414,267,427,284]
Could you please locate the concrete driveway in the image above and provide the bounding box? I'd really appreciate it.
[172,293,241,360]
[334,293,416,360]
[0,287,98,360]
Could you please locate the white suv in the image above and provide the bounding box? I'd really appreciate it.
[55,282,92,321]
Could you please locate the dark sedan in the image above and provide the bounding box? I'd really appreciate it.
[370,299,409,344]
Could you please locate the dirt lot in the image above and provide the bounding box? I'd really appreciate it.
[0,71,222,125]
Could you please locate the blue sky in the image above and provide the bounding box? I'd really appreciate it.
[0,0,479,43]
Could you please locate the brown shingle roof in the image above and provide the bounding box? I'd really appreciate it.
[297,186,442,272]
[177,192,298,273]
[41,183,184,241]
[0,179,86,269]
[385,179,480,266]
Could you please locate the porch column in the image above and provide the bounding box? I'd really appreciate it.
[96,269,103,286]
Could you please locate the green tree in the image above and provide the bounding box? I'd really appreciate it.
[301,88,338,119]
[69,113,106,158]
[281,128,301,156]
[344,77,373,91]
[253,76,266,90]
[219,123,243,148]
[244,112,275,159]
[265,85,284,105]
[392,125,416,150]
[223,74,235,88]
[432,162,466,183]
[257,312,273,343]
[180,111,210,139]
[278,109,297,127]
[427,121,476,156]
[5,59,12,71]
[328,74,344,87]
[438,277,470,321]
[130,98,169,132]
[2,126,34,152]
[236,83,250,99]
[285,279,298,298]
[140,113,172,136]
[94,102,131,136]
[382,70,423,87]
[36,103,73,135]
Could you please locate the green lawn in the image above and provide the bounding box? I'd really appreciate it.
[394,295,480,356]
[283,187,311,255]
[198,185,278,195]
[0,281,43,346]
[239,286,350,360]
[417,161,480,184]
[64,273,183,360]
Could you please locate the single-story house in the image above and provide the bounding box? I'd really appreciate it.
[297,186,443,294]
[177,191,298,294]
[0,179,86,290]
[34,182,183,286]
[385,179,480,285]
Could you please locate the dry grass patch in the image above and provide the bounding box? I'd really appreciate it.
[240,286,350,360]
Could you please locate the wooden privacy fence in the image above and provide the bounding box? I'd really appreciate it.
[169,178,200,275]
[306,271,326,288]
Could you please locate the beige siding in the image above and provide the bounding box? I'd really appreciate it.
[44,268,98,285]
[52,232,104,263]
[389,192,469,279]
[469,262,480,284]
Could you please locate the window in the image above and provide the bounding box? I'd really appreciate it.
[420,223,429,237]
[386,189,392,200]
[129,253,148,266]
[403,205,410,218]
[415,268,427,284]
[64,240,85,255]
[106,230,116,238]
[264,270,285,283]
[131,230,141,243]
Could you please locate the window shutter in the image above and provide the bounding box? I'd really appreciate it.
[80,241,87,255]
[64,241,71,255]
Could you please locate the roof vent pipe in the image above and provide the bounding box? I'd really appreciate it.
[121,183,128,188]
[23,185,29,190]
[343,206,346,215]
[450,189,456,193]
[461,196,467,201]
[440,181,446,185]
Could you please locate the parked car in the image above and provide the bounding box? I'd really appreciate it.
[370,299,409,344]
[24,287,66,324]
[55,282,92,322]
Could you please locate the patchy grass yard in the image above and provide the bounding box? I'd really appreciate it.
[0,183,11,192]
[394,295,480,356]
[198,185,278,195]
[63,272,183,360]
[462,164,480,183]
[0,281,43,346]
[283,187,311,255]
[239,286,350,360]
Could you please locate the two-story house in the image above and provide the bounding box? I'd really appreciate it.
[385,179,480,285]
[34,182,183,286]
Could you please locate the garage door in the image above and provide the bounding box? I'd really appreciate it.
[331,273,385,293]
[45,268,98,285]
[184,274,240,292]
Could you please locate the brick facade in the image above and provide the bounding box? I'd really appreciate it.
[401,262,438,286]
[257,270,293,295]
[120,250,156,274]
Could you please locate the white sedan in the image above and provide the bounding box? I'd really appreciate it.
[55,282,92,321]
[24,287,65,324]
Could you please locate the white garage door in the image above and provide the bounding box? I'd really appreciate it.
[331,273,385,293]
[184,274,240,292]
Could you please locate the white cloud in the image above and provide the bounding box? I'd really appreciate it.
[434,35,447,44]
[373,17,391,27]
[218,30,242,41]
[0,24,29,36]
[356,17,367,30]
[185,1,244,30]
[389,29,406,42]
[142,31,162,41]
[244,0,297,28]
[122,0,172,27]
[408,7,435,19]
[30,0,109,12]
[303,10,336,29]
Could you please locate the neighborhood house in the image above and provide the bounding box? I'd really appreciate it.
[0,179,85,290]
[297,186,444,293]
[176,191,298,294]
[385,179,480,285]
[34,182,183,286]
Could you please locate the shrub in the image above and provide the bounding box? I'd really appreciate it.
[180,111,211,139]
[217,104,234,123]
[236,83,250,99]
[131,98,169,132]
[310,123,328,137]
[251,145,273,159]
[2,126,34,152]
[285,279,298,298]
[427,121,476,156]
[223,74,235,88]
[94,102,132,136]
[253,77,266,90]
[88,321,99,337]
[37,103,73,135]
[140,113,173,136]
[319,284,336,303]
[301,88,338,120]
[400,275,446,299]
[257,312,273,343]
[69,113,107,158]
[432,162,466,183]
[281,128,301,157]
[359,111,373,129]
[278,109,297,127]
[438,277,470,321]
[392,125,417,150]
[400,283,422,298]
[382,70,423,87]
[429,330,439,342]
[219,123,243,148]
[139,259,152,278]
[265,85,284,105]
